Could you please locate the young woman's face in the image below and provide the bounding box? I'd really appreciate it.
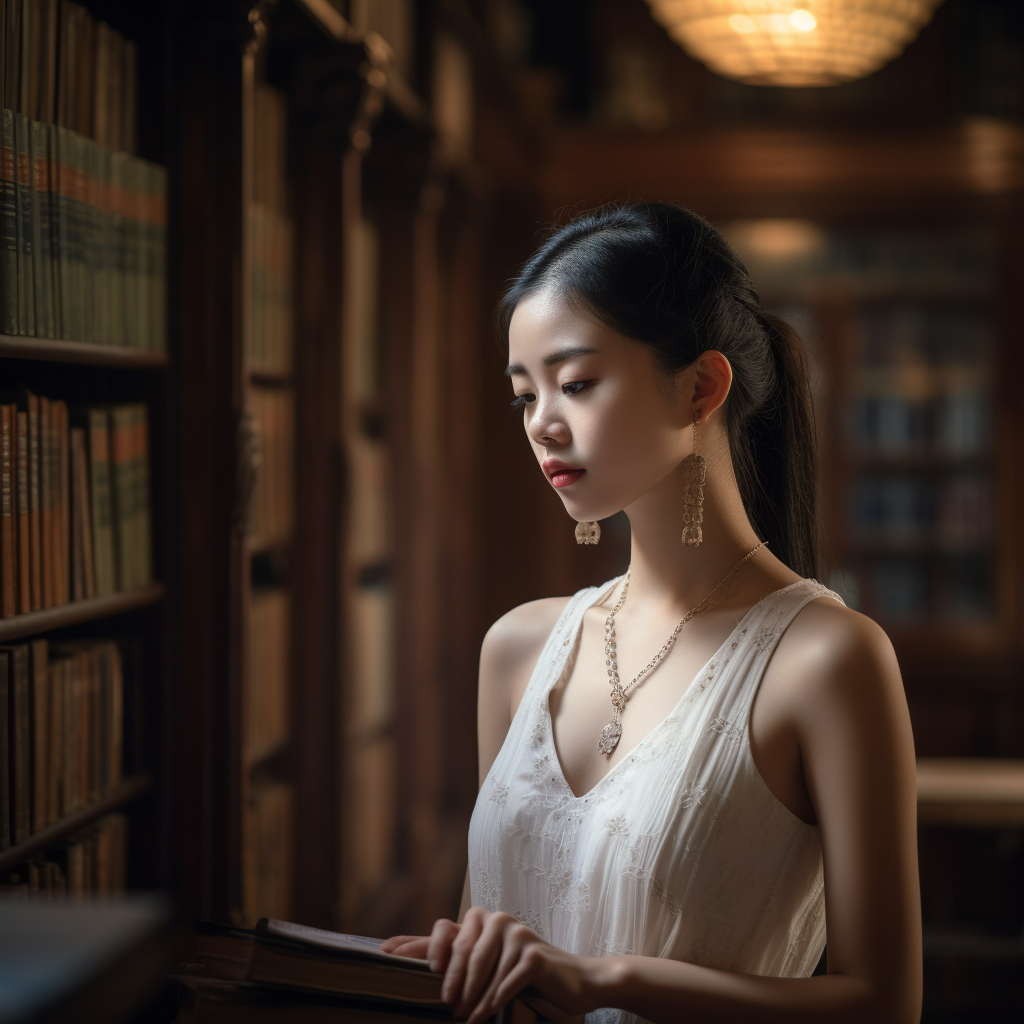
[507,287,695,523]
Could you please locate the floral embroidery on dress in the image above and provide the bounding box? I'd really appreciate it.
[531,719,546,749]
[489,782,510,805]
[753,626,778,654]
[531,754,553,783]
[678,782,707,809]
[606,815,630,838]
[707,716,742,740]
[474,865,502,910]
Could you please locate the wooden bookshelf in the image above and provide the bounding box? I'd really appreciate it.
[0,336,168,368]
[0,584,164,643]
[0,774,152,873]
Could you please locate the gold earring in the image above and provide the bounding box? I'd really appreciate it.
[681,412,706,547]
[575,521,601,545]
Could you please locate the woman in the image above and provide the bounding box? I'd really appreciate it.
[382,203,921,1024]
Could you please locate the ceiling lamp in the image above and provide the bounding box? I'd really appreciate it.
[644,1,946,87]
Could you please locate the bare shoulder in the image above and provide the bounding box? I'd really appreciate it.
[480,596,573,695]
[476,597,573,781]
[768,593,905,719]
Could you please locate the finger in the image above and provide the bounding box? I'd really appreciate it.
[444,907,494,1007]
[487,952,542,1018]
[464,935,531,1024]
[379,935,423,953]
[389,937,431,958]
[427,918,462,977]
[456,916,521,1019]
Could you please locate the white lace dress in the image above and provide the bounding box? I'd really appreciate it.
[467,577,842,1024]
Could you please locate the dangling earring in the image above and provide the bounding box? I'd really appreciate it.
[681,411,706,547]
[575,521,601,545]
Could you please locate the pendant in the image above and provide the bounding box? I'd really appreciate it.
[598,720,622,755]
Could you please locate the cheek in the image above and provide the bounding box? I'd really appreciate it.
[583,389,682,482]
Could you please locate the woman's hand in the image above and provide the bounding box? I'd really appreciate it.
[408,906,603,1024]
[380,934,432,959]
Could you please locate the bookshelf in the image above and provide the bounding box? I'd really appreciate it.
[172,0,488,936]
[0,0,169,905]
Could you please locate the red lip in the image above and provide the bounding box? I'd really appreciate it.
[543,459,585,488]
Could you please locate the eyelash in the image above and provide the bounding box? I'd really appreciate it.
[510,380,593,409]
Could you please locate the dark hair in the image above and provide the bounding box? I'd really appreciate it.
[496,201,819,579]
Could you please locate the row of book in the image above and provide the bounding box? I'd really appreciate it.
[0,108,167,347]
[855,303,990,367]
[0,813,126,897]
[0,637,123,850]
[1,1,139,153]
[250,387,294,549]
[246,587,289,768]
[249,84,293,374]
[0,393,152,618]
[851,555,993,623]
[849,472,993,548]
[847,394,989,458]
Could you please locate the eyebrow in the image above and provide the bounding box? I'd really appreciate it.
[505,345,599,376]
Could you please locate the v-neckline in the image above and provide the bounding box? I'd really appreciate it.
[543,576,809,802]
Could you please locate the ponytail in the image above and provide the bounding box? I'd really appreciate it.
[497,202,821,578]
[734,311,819,579]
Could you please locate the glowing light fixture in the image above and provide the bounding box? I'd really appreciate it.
[644,1,945,87]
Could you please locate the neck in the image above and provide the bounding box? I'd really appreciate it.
[621,447,763,614]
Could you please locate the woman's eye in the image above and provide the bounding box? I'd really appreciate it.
[561,380,593,395]
[510,392,535,409]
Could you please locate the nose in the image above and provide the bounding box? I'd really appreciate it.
[526,391,571,448]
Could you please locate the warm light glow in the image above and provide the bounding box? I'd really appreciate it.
[645,1,945,87]
[789,9,816,32]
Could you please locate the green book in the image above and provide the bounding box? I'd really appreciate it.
[0,109,18,335]
[29,118,55,340]
[46,123,61,340]
[54,125,76,339]
[86,408,116,596]
[81,136,99,343]
[110,150,126,346]
[13,111,33,335]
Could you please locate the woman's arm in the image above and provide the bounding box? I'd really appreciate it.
[436,604,922,1024]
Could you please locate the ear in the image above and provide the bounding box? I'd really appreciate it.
[691,350,733,425]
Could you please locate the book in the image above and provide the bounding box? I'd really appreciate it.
[2,642,30,843]
[0,402,13,615]
[29,637,47,832]
[0,107,17,333]
[14,408,29,611]
[188,920,578,1024]
[86,405,115,595]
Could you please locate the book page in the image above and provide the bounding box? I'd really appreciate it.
[258,918,431,968]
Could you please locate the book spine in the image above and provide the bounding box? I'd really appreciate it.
[136,403,151,585]
[0,651,9,850]
[46,121,60,338]
[7,643,30,843]
[70,425,84,601]
[57,400,68,604]
[110,149,125,346]
[72,423,95,598]
[0,403,13,616]
[30,638,47,833]
[26,390,40,610]
[109,404,131,589]
[14,409,28,612]
[54,124,72,338]
[0,109,17,334]
[13,110,32,334]
[30,116,54,338]
[46,656,62,824]
[88,406,115,595]
[39,395,52,608]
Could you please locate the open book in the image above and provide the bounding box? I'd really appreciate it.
[180,917,583,1024]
